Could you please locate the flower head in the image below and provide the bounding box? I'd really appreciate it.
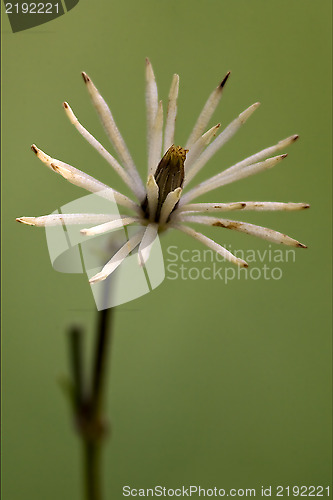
[17,59,309,284]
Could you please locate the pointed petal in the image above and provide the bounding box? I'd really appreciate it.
[138,223,158,266]
[146,174,159,220]
[148,100,163,176]
[16,214,115,227]
[163,74,179,152]
[89,230,143,284]
[172,223,248,267]
[181,154,287,204]
[185,102,260,186]
[32,145,87,180]
[186,72,230,148]
[206,154,288,190]
[159,187,182,225]
[82,72,144,194]
[213,134,299,183]
[184,124,221,179]
[89,230,144,284]
[178,202,246,213]
[231,201,310,211]
[180,215,307,248]
[178,201,310,213]
[49,161,140,212]
[145,58,159,154]
[31,144,55,171]
[81,216,140,236]
[32,145,123,202]
[63,102,145,200]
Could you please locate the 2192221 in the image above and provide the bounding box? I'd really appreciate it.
[5,3,60,14]
[275,486,330,497]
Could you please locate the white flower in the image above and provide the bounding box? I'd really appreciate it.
[17,59,309,284]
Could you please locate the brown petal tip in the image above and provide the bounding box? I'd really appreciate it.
[220,71,231,89]
[81,72,90,83]
[31,144,38,155]
[16,217,33,225]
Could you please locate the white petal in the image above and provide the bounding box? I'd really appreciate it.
[181,154,287,204]
[186,72,230,148]
[31,144,55,171]
[232,201,310,211]
[81,216,140,236]
[63,102,144,200]
[146,174,159,220]
[32,145,88,181]
[179,215,307,248]
[172,223,248,267]
[82,72,144,195]
[163,74,179,153]
[178,201,309,213]
[49,161,140,213]
[32,145,127,205]
[138,223,158,266]
[89,230,144,284]
[225,135,299,180]
[206,154,288,190]
[16,213,115,227]
[184,102,260,186]
[159,187,182,225]
[145,58,159,154]
[148,100,163,176]
[31,144,137,213]
[178,202,246,213]
[184,124,221,178]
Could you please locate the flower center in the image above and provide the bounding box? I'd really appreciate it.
[142,145,188,222]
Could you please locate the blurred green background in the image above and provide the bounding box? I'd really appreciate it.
[2,1,332,498]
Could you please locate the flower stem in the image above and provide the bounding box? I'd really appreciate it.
[68,303,114,500]
[92,307,113,418]
[84,440,102,500]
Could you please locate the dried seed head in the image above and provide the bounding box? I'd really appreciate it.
[142,145,188,221]
[154,145,187,200]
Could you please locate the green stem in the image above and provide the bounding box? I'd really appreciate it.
[92,307,113,418]
[68,302,114,500]
[69,326,84,410]
[84,440,102,500]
